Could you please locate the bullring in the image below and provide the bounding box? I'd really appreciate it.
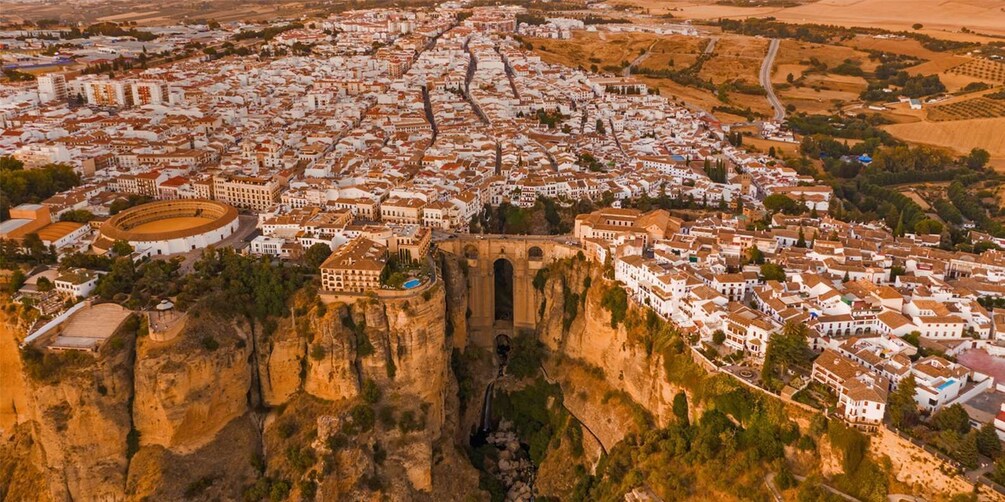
[96,199,239,256]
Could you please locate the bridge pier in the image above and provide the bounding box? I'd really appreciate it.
[440,236,580,348]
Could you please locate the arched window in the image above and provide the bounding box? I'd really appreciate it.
[528,246,544,261]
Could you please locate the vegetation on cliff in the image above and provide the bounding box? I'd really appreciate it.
[523,258,907,501]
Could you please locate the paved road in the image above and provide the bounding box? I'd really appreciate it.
[703,37,718,56]
[965,456,995,483]
[759,38,785,122]
[623,40,657,77]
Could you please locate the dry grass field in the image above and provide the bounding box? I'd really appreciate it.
[698,36,768,84]
[768,40,873,114]
[530,32,656,70]
[774,39,877,71]
[845,36,942,60]
[742,137,802,157]
[613,0,1005,37]
[531,32,774,118]
[638,36,709,72]
[882,117,1005,159]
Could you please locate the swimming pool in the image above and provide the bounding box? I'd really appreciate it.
[937,379,956,391]
[403,278,421,289]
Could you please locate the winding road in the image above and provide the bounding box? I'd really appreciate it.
[759,38,785,122]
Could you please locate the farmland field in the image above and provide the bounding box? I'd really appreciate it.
[946,59,1005,84]
[927,97,1005,122]
[530,32,776,118]
[882,117,1005,160]
[611,0,1005,37]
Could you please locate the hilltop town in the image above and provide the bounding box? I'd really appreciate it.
[3,2,1005,501]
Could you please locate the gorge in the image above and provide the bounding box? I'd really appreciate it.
[0,236,991,501]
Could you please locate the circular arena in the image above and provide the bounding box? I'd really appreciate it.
[96,199,239,255]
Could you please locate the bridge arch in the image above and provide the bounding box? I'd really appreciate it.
[441,236,581,347]
[493,258,514,321]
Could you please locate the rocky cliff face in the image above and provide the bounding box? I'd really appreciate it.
[15,316,137,501]
[0,316,31,435]
[0,274,480,501]
[440,253,470,350]
[286,284,469,497]
[533,259,685,446]
[133,312,253,454]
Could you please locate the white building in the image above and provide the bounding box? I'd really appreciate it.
[812,349,889,426]
[911,356,970,411]
[38,74,68,103]
[54,269,100,299]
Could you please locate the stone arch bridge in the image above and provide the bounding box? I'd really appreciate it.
[438,235,580,348]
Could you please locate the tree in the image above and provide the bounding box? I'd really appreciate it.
[96,257,137,299]
[672,392,689,427]
[36,277,54,292]
[0,155,23,171]
[0,162,81,219]
[22,233,51,263]
[600,285,629,328]
[977,422,1002,459]
[362,378,382,404]
[914,218,943,235]
[303,243,332,269]
[712,329,726,345]
[763,194,803,215]
[59,209,94,223]
[761,322,811,391]
[932,404,972,435]
[886,374,918,429]
[760,263,786,282]
[995,456,1005,486]
[111,240,133,257]
[964,148,990,170]
[885,206,900,230]
[796,227,807,248]
[595,119,606,135]
[958,432,979,469]
[7,268,26,293]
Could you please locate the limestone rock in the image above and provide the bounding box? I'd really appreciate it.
[22,321,136,500]
[133,313,251,454]
[304,305,360,401]
[260,317,306,406]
